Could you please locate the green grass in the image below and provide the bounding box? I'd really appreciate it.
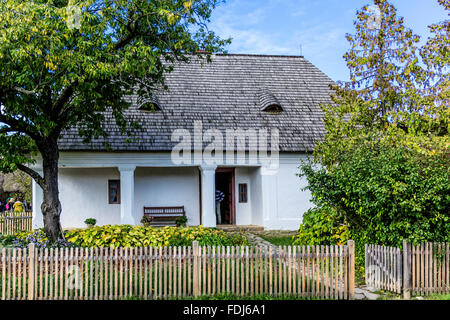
[423,294,450,300]
[258,235,295,246]
[375,291,402,300]
[122,293,321,300]
[375,291,450,300]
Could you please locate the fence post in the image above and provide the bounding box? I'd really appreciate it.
[192,241,199,297]
[28,243,35,300]
[364,243,368,286]
[403,239,411,300]
[348,240,355,299]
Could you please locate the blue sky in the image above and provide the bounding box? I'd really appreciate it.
[209,0,448,82]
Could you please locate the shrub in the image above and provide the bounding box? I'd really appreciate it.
[292,207,350,246]
[299,138,450,282]
[13,229,75,248]
[140,215,153,227]
[62,225,248,248]
[176,216,188,227]
[300,140,450,248]
[292,206,364,282]
[0,234,17,247]
[84,218,97,226]
[9,226,248,248]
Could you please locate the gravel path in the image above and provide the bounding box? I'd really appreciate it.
[245,233,274,247]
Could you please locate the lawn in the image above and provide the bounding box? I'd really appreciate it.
[375,291,450,300]
[424,294,450,300]
[259,235,295,246]
[253,231,297,246]
[122,293,321,300]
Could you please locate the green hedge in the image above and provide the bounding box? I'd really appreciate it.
[292,206,350,246]
[296,139,449,281]
[300,140,450,248]
[9,225,248,248]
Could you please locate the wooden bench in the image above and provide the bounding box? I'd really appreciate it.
[143,206,186,227]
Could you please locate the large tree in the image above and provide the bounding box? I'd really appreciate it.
[294,0,449,263]
[0,0,229,240]
[316,0,449,167]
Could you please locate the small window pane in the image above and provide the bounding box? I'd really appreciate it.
[239,184,248,203]
[108,180,120,204]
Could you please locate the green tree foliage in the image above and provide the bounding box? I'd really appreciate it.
[0,0,230,240]
[301,138,450,246]
[292,206,350,246]
[298,0,449,252]
[344,0,423,116]
[316,0,449,168]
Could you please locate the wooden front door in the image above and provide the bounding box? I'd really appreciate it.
[215,168,235,225]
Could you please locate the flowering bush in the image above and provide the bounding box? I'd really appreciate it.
[13,229,75,248]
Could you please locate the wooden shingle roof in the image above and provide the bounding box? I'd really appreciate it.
[58,54,334,152]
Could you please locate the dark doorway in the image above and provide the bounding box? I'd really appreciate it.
[215,168,235,225]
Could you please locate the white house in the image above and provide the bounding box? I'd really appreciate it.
[31,54,333,231]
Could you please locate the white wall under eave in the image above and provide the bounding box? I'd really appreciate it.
[134,167,200,226]
[263,154,314,231]
[58,167,121,228]
[234,167,253,225]
[250,168,263,226]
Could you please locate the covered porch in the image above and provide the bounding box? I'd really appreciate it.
[31,153,279,230]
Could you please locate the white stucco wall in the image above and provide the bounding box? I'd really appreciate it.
[58,167,121,228]
[227,154,313,230]
[249,168,263,226]
[134,167,200,226]
[31,152,313,230]
[234,167,253,225]
[264,154,313,230]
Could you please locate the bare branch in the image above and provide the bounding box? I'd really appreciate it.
[16,164,45,189]
[0,126,16,134]
[13,87,35,95]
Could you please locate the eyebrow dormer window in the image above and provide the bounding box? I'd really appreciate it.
[139,102,161,112]
[262,104,283,114]
[259,88,283,114]
[137,92,161,112]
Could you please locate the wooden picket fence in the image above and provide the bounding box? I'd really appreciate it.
[409,242,450,296]
[365,244,402,293]
[0,211,33,236]
[365,241,450,297]
[0,241,355,300]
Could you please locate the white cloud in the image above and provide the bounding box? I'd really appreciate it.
[213,21,293,54]
[209,0,353,80]
[211,4,293,54]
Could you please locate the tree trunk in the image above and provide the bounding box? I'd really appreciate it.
[40,140,62,242]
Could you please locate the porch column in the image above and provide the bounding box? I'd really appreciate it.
[32,170,44,229]
[119,165,136,225]
[261,167,278,229]
[199,165,217,227]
